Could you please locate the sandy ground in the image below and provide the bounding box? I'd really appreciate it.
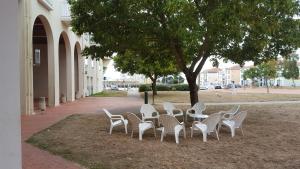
[28,104,300,169]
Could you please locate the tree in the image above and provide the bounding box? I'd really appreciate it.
[257,60,278,93]
[243,67,259,87]
[282,53,299,87]
[69,0,300,105]
[114,50,177,97]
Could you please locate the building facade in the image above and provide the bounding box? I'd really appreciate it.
[19,0,104,115]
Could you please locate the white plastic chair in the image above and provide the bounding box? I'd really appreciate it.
[186,101,208,121]
[103,108,128,135]
[140,104,160,124]
[126,113,156,141]
[191,113,221,142]
[221,111,247,137]
[159,114,186,144]
[220,105,240,120]
[163,102,184,122]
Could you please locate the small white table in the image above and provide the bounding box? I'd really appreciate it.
[189,114,209,121]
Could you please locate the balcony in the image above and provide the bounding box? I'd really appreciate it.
[61,1,71,26]
[38,0,54,11]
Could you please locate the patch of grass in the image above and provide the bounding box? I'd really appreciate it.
[142,91,300,103]
[91,90,127,97]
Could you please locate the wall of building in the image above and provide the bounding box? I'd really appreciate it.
[19,0,104,114]
[0,0,22,168]
[33,44,49,98]
[230,69,241,84]
[59,43,67,98]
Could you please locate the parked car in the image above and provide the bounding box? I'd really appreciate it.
[225,84,241,89]
[199,86,208,90]
[110,85,119,90]
[214,85,222,89]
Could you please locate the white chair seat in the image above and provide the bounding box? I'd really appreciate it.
[139,122,152,131]
[113,119,128,126]
[222,120,235,127]
[193,123,207,132]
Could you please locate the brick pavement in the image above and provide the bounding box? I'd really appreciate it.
[22,96,143,169]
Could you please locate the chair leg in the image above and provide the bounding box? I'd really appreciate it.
[109,125,113,135]
[240,126,244,136]
[131,130,134,138]
[191,127,194,138]
[217,123,221,133]
[230,126,235,137]
[124,124,128,134]
[153,127,157,138]
[202,132,207,142]
[175,131,179,144]
[139,129,143,141]
[183,127,186,139]
[160,130,164,142]
[215,130,220,141]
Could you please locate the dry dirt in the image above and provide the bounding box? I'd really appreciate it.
[28,104,300,169]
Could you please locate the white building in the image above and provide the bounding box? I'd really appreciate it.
[197,68,224,86]
[19,0,104,115]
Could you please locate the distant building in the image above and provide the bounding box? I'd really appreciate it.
[197,67,224,87]
[225,65,241,85]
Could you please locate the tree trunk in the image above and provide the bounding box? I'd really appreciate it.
[152,81,157,104]
[186,74,198,106]
[266,78,269,93]
[152,80,157,95]
[292,79,295,87]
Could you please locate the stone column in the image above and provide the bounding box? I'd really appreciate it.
[0,0,22,168]
[67,44,75,101]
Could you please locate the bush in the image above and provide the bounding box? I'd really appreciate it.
[139,84,151,92]
[156,85,171,91]
[139,84,194,92]
[171,84,190,91]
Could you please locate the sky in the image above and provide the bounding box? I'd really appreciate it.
[104,49,300,81]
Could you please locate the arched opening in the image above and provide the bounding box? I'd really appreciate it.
[59,34,68,103]
[74,43,81,99]
[32,17,49,110]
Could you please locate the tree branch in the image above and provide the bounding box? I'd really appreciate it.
[170,38,188,74]
[194,53,209,76]
[190,34,210,72]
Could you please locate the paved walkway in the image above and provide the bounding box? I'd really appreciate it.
[22,96,143,169]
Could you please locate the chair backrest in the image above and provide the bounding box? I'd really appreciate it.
[202,113,221,133]
[127,113,141,132]
[192,102,206,114]
[230,105,240,115]
[103,108,112,118]
[103,108,113,125]
[163,102,176,115]
[159,114,180,134]
[232,111,247,128]
[140,104,158,119]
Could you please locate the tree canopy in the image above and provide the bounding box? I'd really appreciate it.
[69,0,300,105]
[113,49,178,95]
